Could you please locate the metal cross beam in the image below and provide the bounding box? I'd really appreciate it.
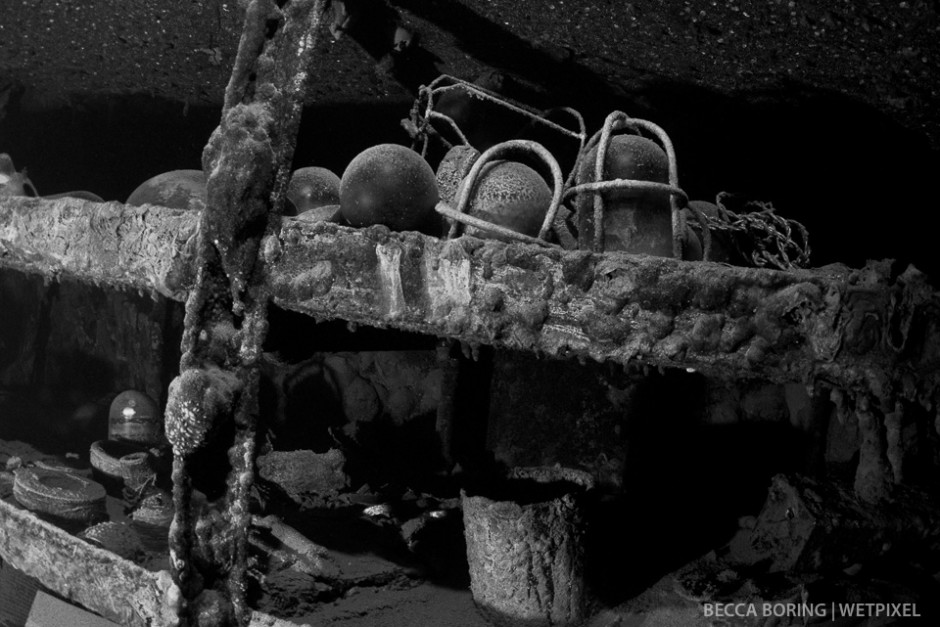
[0,498,297,627]
[2,195,938,404]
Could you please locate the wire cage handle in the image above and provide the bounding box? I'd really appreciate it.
[410,74,587,167]
[435,139,565,248]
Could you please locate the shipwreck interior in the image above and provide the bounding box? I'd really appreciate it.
[2,1,940,626]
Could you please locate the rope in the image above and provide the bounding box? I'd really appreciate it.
[698,191,811,270]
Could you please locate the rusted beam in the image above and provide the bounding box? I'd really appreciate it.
[268,220,940,403]
[0,196,196,301]
[0,498,303,627]
[2,196,939,401]
[0,498,177,627]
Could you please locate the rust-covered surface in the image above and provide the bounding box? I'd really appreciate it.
[270,219,939,400]
[0,196,196,301]
[160,1,328,625]
[2,195,939,403]
[0,496,178,627]
[0,496,304,627]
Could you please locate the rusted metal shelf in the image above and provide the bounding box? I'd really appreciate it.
[0,496,296,627]
[2,195,938,396]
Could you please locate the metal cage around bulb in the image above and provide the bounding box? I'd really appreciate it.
[564,111,695,259]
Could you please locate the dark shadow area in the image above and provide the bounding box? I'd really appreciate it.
[291,100,417,178]
[586,370,808,605]
[343,412,448,492]
[0,93,416,204]
[0,94,219,202]
[445,344,494,472]
[265,305,437,359]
